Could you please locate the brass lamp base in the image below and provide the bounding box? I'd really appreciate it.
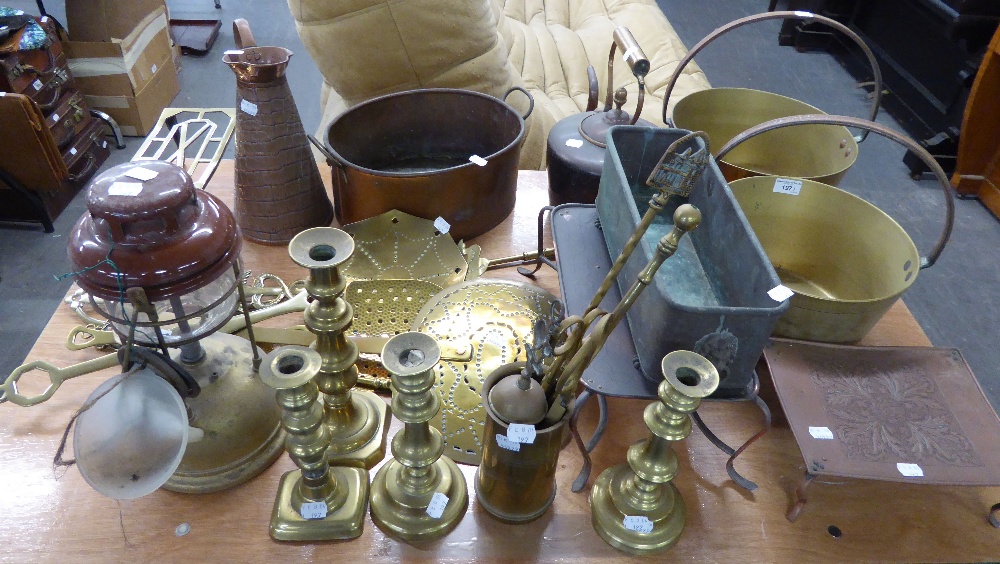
[326,389,391,469]
[370,456,468,542]
[590,464,685,555]
[269,467,369,541]
[165,333,285,493]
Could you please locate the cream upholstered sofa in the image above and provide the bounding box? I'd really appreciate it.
[288,0,711,170]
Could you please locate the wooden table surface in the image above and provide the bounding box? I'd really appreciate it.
[2,161,998,562]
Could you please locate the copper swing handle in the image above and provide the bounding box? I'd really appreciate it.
[661,11,883,142]
[233,18,257,49]
[717,114,955,269]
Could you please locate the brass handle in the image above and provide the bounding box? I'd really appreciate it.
[661,11,883,142]
[502,86,534,121]
[2,354,120,406]
[233,18,257,49]
[66,325,118,350]
[716,114,954,269]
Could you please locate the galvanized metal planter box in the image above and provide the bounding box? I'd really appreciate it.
[595,126,787,398]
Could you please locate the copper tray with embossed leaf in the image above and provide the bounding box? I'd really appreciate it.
[763,338,1000,520]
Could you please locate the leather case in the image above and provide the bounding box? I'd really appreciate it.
[62,117,110,184]
[45,88,92,148]
[0,17,72,113]
[0,91,67,189]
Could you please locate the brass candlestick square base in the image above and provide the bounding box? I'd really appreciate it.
[326,389,391,469]
[269,467,369,541]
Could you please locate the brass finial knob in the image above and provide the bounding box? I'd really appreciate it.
[672,204,701,233]
[613,87,628,110]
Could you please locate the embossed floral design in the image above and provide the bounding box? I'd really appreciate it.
[812,366,981,466]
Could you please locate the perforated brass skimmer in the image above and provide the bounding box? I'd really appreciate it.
[590,350,719,555]
[289,227,391,469]
[339,210,471,288]
[412,279,558,465]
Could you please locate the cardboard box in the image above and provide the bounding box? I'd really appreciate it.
[64,7,179,136]
[66,0,166,42]
[83,56,179,136]
[64,8,173,98]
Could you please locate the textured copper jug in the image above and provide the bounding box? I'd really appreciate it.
[223,19,332,245]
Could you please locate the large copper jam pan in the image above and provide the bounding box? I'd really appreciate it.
[321,87,532,241]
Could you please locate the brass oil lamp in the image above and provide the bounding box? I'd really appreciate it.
[65,160,284,493]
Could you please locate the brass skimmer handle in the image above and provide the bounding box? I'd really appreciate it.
[717,114,955,269]
[661,11,883,142]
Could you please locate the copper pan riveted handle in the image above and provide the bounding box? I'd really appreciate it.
[661,11,883,142]
[502,85,534,121]
[717,114,955,269]
[233,18,257,49]
[307,133,349,187]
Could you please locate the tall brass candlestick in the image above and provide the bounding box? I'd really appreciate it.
[370,332,468,542]
[260,346,368,541]
[289,228,390,468]
[590,350,719,555]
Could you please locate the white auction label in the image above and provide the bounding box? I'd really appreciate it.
[426,492,449,518]
[773,177,803,195]
[433,216,451,234]
[623,515,654,533]
[32,79,42,91]
[565,138,584,148]
[69,147,77,155]
[808,426,834,440]
[240,99,258,116]
[108,182,143,196]
[507,423,537,445]
[300,501,328,520]
[52,113,59,122]
[897,463,924,477]
[469,155,488,167]
[496,433,520,452]
[484,332,507,348]
[151,63,157,74]
[125,166,158,181]
[768,284,795,302]
[102,141,108,149]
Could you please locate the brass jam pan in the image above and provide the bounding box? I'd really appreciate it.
[720,115,955,343]
[662,11,883,185]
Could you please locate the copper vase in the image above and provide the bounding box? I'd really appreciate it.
[223,19,332,245]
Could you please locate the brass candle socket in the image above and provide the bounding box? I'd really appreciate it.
[370,332,468,542]
[261,346,368,541]
[590,350,719,555]
[289,227,391,469]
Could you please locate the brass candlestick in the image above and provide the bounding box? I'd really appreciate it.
[370,332,468,542]
[590,350,719,555]
[260,345,368,541]
[289,227,390,468]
